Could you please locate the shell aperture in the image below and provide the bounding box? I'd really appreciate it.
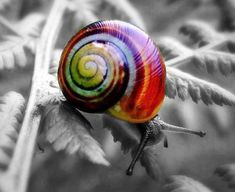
[58,20,166,123]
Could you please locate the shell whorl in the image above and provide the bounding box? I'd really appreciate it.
[58,20,166,123]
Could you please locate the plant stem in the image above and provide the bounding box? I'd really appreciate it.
[0,1,68,192]
[0,16,24,37]
[166,53,194,67]
[166,39,228,67]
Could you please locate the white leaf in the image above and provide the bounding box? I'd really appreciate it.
[166,67,235,105]
[165,175,213,192]
[68,0,99,27]
[37,78,65,107]
[49,49,62,76]
[103,0,146,30]
[214,0,235,30]
[41,102,109,166]
[0,0,11,11]
[180,20,224,46]
[193,50,235,75]
[0,36,35,70]
[102,114,140,153]
[0,91,25,170]
[139,145,161,181]
[14,13,45,38]
[215,163,235,188]
[157,37,192,60]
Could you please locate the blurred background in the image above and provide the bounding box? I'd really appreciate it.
[1,0,235,191]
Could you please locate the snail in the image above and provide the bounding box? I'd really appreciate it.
[58,20,205,176]
[58,20,166,123]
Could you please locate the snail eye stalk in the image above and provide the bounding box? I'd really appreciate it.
[126,125,151,176]
[126,117,206,176]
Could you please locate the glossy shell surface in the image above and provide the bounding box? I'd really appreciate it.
[58,20,166,123]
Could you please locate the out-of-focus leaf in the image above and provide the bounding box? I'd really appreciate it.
[0,36,35,70]
[157,37,192,60]
[139,145,161,181]
[103,115,162,179]
[0,91,25,170]
[49,49,62,76]
[102,114,141,153]
[165,175,213,192]
[0,0,11,11]
[14,13,45,37]
[103,0,146,30]
[165,0,204,6]
[179,20,224,46]
[215,163,235,188]
[0,13,44,70]
[40,102,109,166]
[68,0,98,28]
[166,67,235,105]
[37,84,64,107]
[0,13,45,38]
[208,105,231,134]
[193,50,235,75]
[214,0,235,30]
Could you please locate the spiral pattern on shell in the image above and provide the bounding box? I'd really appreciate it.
[58,20,166,123]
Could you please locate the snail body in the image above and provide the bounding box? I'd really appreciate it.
[58,20,166,123]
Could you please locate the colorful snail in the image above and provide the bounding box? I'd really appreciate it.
[58,20,205,176]
[58,20,166,123]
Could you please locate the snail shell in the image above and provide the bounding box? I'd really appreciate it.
[58,20,166,123]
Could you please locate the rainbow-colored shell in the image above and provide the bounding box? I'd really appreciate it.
[58,20,166,123]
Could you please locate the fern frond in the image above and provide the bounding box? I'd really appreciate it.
[103,0,146,30]
[0,13,45,70]
[0,91,25,171]
[166,67,235,105]
[0,0,11,11]
[41,102,109,166]
[49,49,62,76]
[157,37,192,60]
[13,13,45,37]
[214,0,235,30]
[165,175,213,192]
[194,50,235,75]
[180,20,224,46]
[0,13,45,38]
[0,35,35,70]
[215,163,235,188]
[68,0,99,27]
[37,88,64,107]
[102,115,140,153]
[103,115,161,179]
[139,145,161,181]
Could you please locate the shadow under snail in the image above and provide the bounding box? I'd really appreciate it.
[58,20,206,176]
